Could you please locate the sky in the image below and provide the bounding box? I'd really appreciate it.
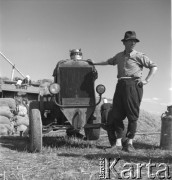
[0,0,171,114]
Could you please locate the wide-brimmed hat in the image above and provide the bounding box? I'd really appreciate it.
[121,31,140,42]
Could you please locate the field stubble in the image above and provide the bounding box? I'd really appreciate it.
[0,110,172,180]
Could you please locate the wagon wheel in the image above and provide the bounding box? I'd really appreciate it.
[29,101,42,152]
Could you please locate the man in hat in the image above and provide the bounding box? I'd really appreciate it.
[93,31,158,152]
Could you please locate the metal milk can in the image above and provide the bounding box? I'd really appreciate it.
[160,105,172,150]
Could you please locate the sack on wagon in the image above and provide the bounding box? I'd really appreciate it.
[0,106,13,118]
[16,125,29,137]
[0,115,11,125]
[0,98,16,110]
[23,126,29,137]
[14,115,29,127]
[17,104,28,117]
[17,124,28,135]
[17,124,27,132]
[0,124,13,135]
[39,81,51,96]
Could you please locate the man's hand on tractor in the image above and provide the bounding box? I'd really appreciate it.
[86,59,94,65]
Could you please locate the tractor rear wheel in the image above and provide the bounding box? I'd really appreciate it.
[84,112,100,140]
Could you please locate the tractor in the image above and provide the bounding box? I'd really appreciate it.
[29,53,105,152]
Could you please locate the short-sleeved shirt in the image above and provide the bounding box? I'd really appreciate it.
[107,50,157,79]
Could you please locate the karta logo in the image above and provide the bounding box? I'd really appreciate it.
[99,158,171,179]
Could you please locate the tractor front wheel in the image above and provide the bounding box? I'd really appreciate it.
[29,101,42,152]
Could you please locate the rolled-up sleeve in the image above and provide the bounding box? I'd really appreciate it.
[107,55,118,65]
[137,54,157,69]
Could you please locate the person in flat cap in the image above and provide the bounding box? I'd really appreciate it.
[70,49,83,61]
[93,31,158,152]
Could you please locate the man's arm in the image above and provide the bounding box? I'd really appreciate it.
[138,66,158,85]
[144,66,158,84]
[93,61,109,65]
[93,55,117,65]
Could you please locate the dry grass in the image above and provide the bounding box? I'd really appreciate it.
[0,110,172,180]
[0,131,172,180]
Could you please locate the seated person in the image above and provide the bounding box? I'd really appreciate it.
[22,75,31,85]
[22,75,31,89]
[16,79,22,88]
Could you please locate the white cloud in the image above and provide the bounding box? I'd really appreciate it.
[142,98,152,102]
[142,97,159,103]
[152,97,159,101]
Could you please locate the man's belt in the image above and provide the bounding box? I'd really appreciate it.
[118,77,132,80]
[118,77,140,81]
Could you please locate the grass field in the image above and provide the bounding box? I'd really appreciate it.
[0,110,172,180]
